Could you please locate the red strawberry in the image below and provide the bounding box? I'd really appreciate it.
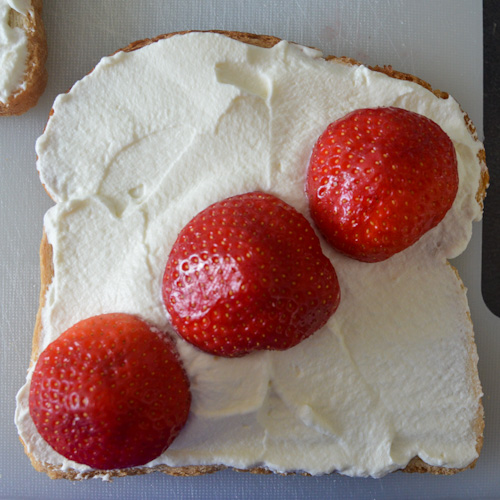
[29,313,191,470]
[306,107,459,262]
[162,192,340,357]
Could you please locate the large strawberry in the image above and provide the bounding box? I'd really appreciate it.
[29,313,191,470]
[306,107,459,262]
[162,192,340,357]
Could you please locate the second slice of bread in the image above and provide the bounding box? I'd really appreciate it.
[0,0,47,116]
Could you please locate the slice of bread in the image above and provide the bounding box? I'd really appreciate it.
[0,0,47,116]
[19,31,487,480]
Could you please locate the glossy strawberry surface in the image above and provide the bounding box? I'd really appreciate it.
[29,313,191,470]
[162,192,340,357]
[307,107,459,262]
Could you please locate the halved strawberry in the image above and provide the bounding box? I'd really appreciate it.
[29,313,191,470]
[162,192,340,357]
[307,107,459,262]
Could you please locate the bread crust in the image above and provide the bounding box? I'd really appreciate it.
[0,0,47,116]
[25,30,486,480]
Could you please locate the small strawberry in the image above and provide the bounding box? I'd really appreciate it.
[29,313,191,470]
[306,107,459,262]
[162,192,340,357]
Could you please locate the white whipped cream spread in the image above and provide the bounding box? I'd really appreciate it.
[0,0,30,103]
[16,33,484,478]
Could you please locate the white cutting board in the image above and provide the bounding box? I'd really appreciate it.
[1,1,498,499]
